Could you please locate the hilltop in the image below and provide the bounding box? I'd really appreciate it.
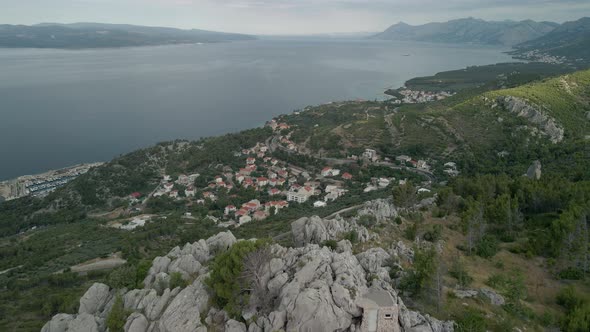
[0,69,589,331]
[371,18,558,46]
[0,23,255,49]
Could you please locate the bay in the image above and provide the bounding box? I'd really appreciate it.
[0,38,513,180]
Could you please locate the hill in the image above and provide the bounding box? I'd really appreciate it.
[511,17,590,66]
[372,18,557,46]
[0,23,255,49]
[0,70,589,331]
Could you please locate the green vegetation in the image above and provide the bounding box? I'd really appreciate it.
[106,295,129,332]
[206,239,270,318]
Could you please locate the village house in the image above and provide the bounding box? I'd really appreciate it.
[235,209,248,217]
[342,172,353,180]
[239,215,252,224]
[396,155,412,164]
[253,210,268,221]
[265,201,289,214]
[363,148,379,162]
[185,187,196,197]
[246,157,256,165]
[321,167,341,177]
[224,205,236,215]
[163,175,171,182]
[214,176,223,183]
[268,188,281,196]
[378,178,391,188]
[169,190,179,198]
[163,182,174,192]
[417,160,429,170]
[257,177,268,186]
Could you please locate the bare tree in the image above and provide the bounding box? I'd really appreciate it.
[239,245,274,313]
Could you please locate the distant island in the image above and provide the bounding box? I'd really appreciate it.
[0,22,256,49]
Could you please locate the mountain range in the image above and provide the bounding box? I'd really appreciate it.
[0,23,255,49]
[371,17,558,46]
[512,17,590,59]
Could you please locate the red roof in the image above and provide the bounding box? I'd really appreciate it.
[130,192,142,198]
[342,172,353,179]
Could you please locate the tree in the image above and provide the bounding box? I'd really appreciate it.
[239,245,274,313]
[206,239,270,318]
[106,295,128,332]
[393,182,417,209]
[461,199,486,255]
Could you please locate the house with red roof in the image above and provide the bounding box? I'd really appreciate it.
[253,211,268,221]
[268,188,281,196]
[246,157,256,165]
[224,205,237,215]
[342,172,353,180]
[257,177,269,186]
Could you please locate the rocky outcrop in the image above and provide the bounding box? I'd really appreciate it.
[480,288,505,306]
[291,215,371,247]
[43,229,453,332]
[357,198,398,222]
[498,96,564,143]
[526,160,542,180]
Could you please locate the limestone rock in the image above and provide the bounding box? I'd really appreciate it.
[41,313,74,332]
[67,313,99,332]
[336,239,352,253]
[225,319,247,332]
[157,276,209,332]
[358,198,398,222]
[205,231,237,254]
[498,96,564,143]
[125,312,149,332]
[526,160,542,180]
[453,289,478,299]
[480,288,505,306]
[78,283,112,316]
[291,215,370,247]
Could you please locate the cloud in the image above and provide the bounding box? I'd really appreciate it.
[1,0,589,34]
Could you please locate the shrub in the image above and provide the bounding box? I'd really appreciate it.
[423,224,442,242]
[394,216,403,225]
[475,235,499,258]
[322,240,338,250]
[169,272,188,289]
[562,302,590,332]
[107,265,137,289]
[450,258,473,287]
[358,215,377,228]
[404,223,418,240]
[343,230,358,244]
[106,295,129,332]
[456,309,487,332]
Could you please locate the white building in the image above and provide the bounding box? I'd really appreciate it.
[314,201,327,208]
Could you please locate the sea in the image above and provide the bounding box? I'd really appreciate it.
[0,37,514,180]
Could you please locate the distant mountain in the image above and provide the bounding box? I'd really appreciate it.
[372,18,558,46]
[0,23,255,49]
[513,17,590,61]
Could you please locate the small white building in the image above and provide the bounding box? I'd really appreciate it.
[314,201,327,208]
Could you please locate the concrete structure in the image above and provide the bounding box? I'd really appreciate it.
[359,288,400,332]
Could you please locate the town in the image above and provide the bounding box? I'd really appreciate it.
[0,163,103,202]
[121,117,458,230]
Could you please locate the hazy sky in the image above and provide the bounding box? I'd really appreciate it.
[2,0,589,35]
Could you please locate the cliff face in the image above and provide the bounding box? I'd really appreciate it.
[42,200,454,332]
[498,96,565,143]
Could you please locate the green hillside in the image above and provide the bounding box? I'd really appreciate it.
[0,69,589,331]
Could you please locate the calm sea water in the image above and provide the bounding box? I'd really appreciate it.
[0,38,513,180]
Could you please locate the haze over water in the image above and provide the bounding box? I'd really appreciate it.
[0,38,513,180]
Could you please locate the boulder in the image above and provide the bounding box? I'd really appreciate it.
[453,289,478,299]
[480,288,505,306]
[67,313,99,332]
[125,312,149,332]
[206,231,237,254]
[358,199,398,222]
[225,319,247,332]
[78,283,112,315]
[167,254,202,279]
[180,239,210,263]
[526,160,542,180]
[291,215,370,247]
[336,239,352,253]
[157,276,209,332]
[41,313,74,332]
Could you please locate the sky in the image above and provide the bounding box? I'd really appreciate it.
[1,0,589,35]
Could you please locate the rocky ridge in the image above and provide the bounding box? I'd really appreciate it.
[43,199,454,332]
